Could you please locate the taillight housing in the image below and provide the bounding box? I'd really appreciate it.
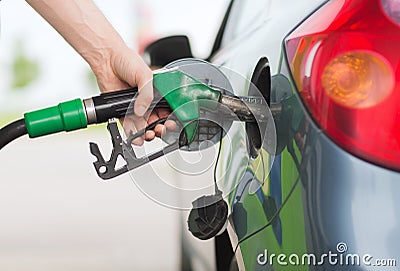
[285,0,400,171]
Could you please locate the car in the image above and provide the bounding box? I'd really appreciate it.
[144,0,400,270]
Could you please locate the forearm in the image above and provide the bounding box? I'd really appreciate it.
[26,0,153,122]
[26,0,126,73]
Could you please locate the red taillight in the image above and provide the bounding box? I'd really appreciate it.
[285,0,400,171]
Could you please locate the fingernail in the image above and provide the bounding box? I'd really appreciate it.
[136,105,146,116]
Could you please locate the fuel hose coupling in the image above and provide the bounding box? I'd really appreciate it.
[23,88,142,138]
[24,99,88,138]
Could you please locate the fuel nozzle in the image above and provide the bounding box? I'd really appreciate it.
[218,94,282,125]
[1,59,274,180]
[23,68,222,144]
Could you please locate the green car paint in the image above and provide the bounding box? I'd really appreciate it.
[235,144,308,270]
[218,122,250,205]
[220,58,309,269]
[218,121,308,270]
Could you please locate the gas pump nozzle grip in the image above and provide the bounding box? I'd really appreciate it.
[84,87,170,124]
[23,69,222,144]
[84,68,222,144]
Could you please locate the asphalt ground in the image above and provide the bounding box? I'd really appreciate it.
[0,128,180,271]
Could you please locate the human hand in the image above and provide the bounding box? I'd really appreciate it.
[26,0,175,144]
[92,45,175,145]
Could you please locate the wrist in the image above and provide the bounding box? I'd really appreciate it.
[85,41,121,74]
[88,44,129,92]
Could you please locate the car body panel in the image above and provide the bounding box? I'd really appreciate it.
[162,0,400,270]
[223,48,400,270]
[211,0,400,270]
[209,0,323,254]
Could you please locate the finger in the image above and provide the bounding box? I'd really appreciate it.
[131,115,147,146]
[157,108,171,119]
[121,116,136,137]
[135,76,153,117]
[147,112,159,125]
[145,130,156,141]
[165,120,177,131]
[134,61,153,117]
[132,115,147,132]
[132,137,144,146]
[122,116,145,146]
[154,124,166,138]
[156,109,176,131]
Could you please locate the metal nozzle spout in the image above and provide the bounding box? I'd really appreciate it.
[220,95,281,123]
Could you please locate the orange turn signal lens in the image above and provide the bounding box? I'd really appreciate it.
[321,51,394,108]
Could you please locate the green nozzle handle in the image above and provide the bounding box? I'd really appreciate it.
[153,70,221,143]
[24,99,88,138]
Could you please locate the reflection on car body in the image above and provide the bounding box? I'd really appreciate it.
[144,0,400,270]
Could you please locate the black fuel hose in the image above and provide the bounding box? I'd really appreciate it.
[0,119,27,150]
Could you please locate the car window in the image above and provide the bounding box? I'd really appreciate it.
[221,0,271,46]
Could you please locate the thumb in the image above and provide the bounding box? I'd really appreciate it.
[112,49,153,117]
[133,62,153,117]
